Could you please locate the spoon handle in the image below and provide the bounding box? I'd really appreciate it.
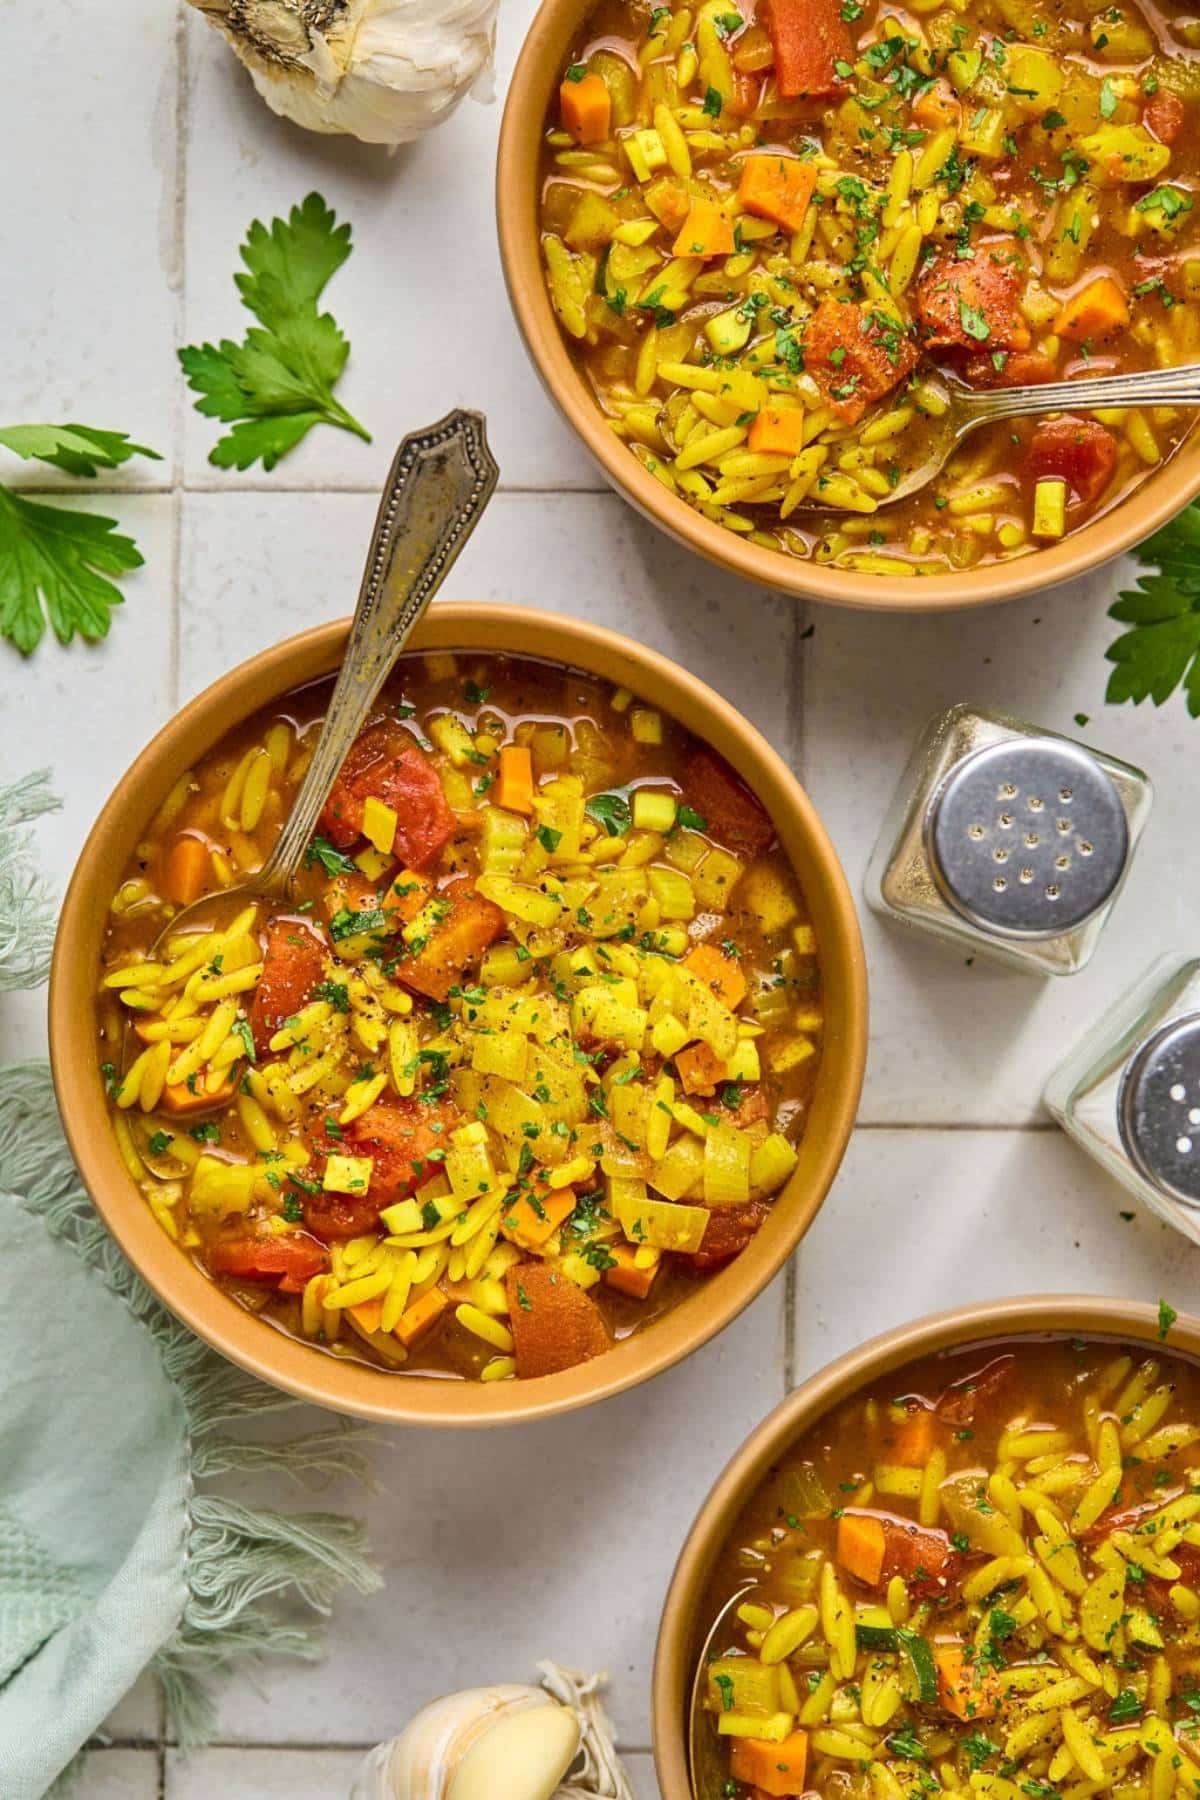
[258,409,499,898]
[962,361,1200,422]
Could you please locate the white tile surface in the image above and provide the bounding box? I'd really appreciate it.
[181,0,593,493]
[6,0,1200,1793]
[166,1746,660,1798]
[0,0,180,485]
[798,569,1194,1123]
[793,1126,1200,1380]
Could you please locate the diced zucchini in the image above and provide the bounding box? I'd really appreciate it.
[707,1658,782,1717]
[632,787,678,834]
[1032,476,1067,539]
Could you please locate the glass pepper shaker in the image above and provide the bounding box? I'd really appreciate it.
[865,703,1152,975]
[1045,955,1200,1247]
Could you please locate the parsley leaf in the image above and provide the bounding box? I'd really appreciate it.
[1105,504,1200,715]
[0,426,160,655]
[958,299,991,342]
[1159,1297,1178,1340]
[178,192,371,472]
[585,788,633,837]
[305,835,358,877]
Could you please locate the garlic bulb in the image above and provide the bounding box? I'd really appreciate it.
[351,1685,580,1800]
[352,1666,637,1800]
[187,0,500,147]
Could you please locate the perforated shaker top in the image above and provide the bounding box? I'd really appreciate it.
[1120,1016,1200,1209]
[924,737,1128,937]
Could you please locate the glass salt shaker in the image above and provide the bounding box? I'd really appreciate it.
[865,704,1152,975]
[1045,955,1200,1247]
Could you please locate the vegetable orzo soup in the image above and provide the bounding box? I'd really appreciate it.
[539,0,1200,575]
[97,650,821,1382]
[697,1332,1200,1797]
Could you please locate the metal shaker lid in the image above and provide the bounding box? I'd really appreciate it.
[925,737,1127,938]
[1120,1014,1200,1209]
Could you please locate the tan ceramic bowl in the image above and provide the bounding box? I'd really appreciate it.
[50,604,867,1427]
[652,1294,1200,1793]
[496,2,1200,612]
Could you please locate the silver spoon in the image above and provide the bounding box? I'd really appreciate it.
[688,1586,757,1799]
[810,360,1200,509]
[152,408,499,954]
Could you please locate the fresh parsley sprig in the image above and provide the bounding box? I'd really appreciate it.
[0,423,160,655]
[179,192,370,473]
[1106,503,1200,715]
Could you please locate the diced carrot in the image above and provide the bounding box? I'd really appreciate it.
[560,71,611,145]
[380,867,433,926]
[500,1182,577,1251]
[738,153,818,232]
[763,0,852,98]
[645,177,693,234]
[496,744,535,815]
[675,1039,727,1095]
[1025,417,1118,506]
[684,942,747,1010]
[892,1405,935,1466]
[162,1078,237,1115]
[163,833,211,907]
[206,1232,328,1294]
[604,1242,662,1300]
[804,298,918,426]
[398,878,506,1003]
[394,1287,450,1347]
[836,1511,886,1585]
[505,1262,610,1378]
[912,77,961,130]
[748,404,807,456]
[672,195,736,259]
[1146,88,1185,145]
[916,247,1031,352]
[349,1297,385,1334]
[934,1643,998,1721]
[731,1730,809,1796]
[1053,273,1129,343]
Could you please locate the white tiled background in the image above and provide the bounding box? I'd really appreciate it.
[4,4,1199,1794]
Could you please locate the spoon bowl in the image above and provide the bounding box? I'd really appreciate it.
[804,360,1200,510]
[687,1586,757,1799]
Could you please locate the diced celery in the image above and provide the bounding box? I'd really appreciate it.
[693,846,744,909]
[428,713,478,768]
[706,1658,781,1717]
[649,1133,706,1201]
[959,106,1007,159]
[1032,476,1067,539]
[361,796,397,856]
[533,774,586,859]
[480,944,533,988]
[648,866,695,920]
[704,1120,752,1207]
[631,708,663,744]
[469,1029,530,1083]
[565,190,620,252]
[444,1121,497,1202]
[572,984,649,1052]
[716,1709,797,1740]
[767,1034,816,1075]
[475,874,566,926]
[750,1132,799,1196]
[632,788,678,834]
[323,1154,374,1195]
[740,862,800,935]
[725,1039,761,1082]
[614,1189,710,1252]
[481,808,528,875]
[792,923,817,955]
[354,845,392,881]
[646,1074,675,1160]
[586,868,649,937]
[610,1080,651,1143]
[625,127,668,181]
[664,828,709,874]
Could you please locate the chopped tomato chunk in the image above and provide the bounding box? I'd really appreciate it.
[1025,417,1118,506]
[804,298,918,425]
[506,1262,611,1378]
[680,1200,770,1272]
[935,1354,1014,1427]
[328,1097,460,1217]
[916,247,1031,352]
[206,1232,328,1294]
[839,1508,962,1598]
[397,877,506,1003]
[1145,88,1185,145]
[319,721,456,869]
[762,0,853,98]
[961,349,1058,388]
[247,920,327,1056]
[685,748,776,858]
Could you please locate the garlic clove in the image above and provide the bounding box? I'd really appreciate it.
[351,1684,580,1800]
[449,1705,581,1800]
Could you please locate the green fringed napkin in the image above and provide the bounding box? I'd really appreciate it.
[0,775,381,1798]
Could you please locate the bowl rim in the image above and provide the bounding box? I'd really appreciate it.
[495,0,1200,614]
[651,1292,1200,1796]
[49,601,868,1428]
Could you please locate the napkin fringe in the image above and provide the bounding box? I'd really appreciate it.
[0,770,59,994]
[0,1060,381,1755]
